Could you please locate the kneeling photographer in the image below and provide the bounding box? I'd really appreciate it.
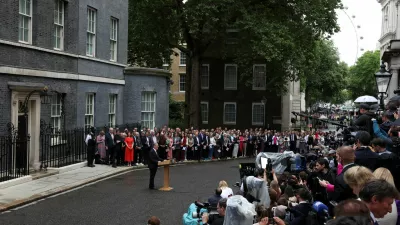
[201,198,226,225]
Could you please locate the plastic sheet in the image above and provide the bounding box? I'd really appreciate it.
[255,151,298,174]
[223,195,256,225]
[244,176,270,208]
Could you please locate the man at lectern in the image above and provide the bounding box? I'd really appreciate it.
[148,143,163,189]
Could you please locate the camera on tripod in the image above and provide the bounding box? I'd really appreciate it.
[192,201,210,218]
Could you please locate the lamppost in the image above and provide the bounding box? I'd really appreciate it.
[375,62,392,111]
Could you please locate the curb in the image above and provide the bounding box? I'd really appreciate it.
[0,157,249,212]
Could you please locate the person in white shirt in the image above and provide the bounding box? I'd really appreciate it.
[218,180,234,198]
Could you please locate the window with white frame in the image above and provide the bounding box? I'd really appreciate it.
[201,102,209,124]
[253,64,266,90]
[51,95,62,133]
[86,8,96,56]
[54,0,64,50]
[180,51,186,66]
[252,103,265,125]
[19,0,32,43]
[223,102,236,124]
[179,74,185,92]
[201,64,209,89]
[110,18,118,61]
[141,92,156,129]
[85,93,95,128]
[224,64,237,90]
[108,94,117,127]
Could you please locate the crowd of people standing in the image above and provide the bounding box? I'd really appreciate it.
[85,125,338,168]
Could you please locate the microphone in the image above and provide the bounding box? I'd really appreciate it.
[312,201,329,215]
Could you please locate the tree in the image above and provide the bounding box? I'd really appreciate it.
[302,40,350,107]
[129,0,343,127]
[347,50,381,100]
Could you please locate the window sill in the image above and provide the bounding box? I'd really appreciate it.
[201,87,209,90]
[252,123,264,126]
[86,54,95,57]
[224,88,237,90]
[179,64,186,67]
[54,48,63,51]
[18,40,31,45]
[179,91,185,93]
[202,121,208,124]
[223,122,236,125]
[252,88,266,91]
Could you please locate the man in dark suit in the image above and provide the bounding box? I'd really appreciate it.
[354,131,378,171]
[105,127,115,167]
[194,130,201,161]
[148,143,163,189]
[288,188,313,225]
[331,146,357,203]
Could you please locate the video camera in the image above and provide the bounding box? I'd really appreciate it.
[192,201,210,218]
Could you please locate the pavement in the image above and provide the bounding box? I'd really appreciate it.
[0,157,253,225]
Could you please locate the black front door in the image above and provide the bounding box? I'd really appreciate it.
[16,115,28,173]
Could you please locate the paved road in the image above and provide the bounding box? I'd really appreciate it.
[0,158,253,225]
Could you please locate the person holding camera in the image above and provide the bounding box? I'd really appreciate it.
[202,198,226,225]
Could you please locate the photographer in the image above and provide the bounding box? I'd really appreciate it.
[202,198,226,225]
[350,104,374,136]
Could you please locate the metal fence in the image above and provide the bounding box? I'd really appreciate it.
[0,126,30,182]
[39,127,86,168]
[39,121,142,168]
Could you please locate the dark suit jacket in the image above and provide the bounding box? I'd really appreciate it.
[148,148,162,169]
[355,147,379,171]
[194,136,200,148]
[331,163,357,202]
[290,203,313,225]
[105,132,115,149]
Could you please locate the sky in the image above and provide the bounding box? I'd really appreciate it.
[332,0,382,66]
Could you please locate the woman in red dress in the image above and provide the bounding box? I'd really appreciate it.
[239,132,244,156]
[124,131,134,166]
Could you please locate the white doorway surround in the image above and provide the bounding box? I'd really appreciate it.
[8,82,43,171]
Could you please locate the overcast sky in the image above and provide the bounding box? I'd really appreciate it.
[332,0,382,66]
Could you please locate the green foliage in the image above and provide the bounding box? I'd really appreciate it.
[347,50,380,100]
[169,94,184,120]
[303,40,349,106]
[128,0,343,126]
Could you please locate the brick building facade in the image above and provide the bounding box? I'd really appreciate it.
[0,0,170,171]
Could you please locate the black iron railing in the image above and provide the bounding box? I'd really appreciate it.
[0,133,30,182]
[40,128,86,168]
[39,121,142,168]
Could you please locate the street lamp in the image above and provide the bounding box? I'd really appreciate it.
[375,62,392,110]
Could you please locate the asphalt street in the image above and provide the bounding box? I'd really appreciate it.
[0,158,254,225]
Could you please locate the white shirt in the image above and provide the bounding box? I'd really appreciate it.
[85,134,91,145]
[220,187,234,198]
[210,137,216,146]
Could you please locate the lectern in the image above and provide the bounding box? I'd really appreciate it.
[158,159,173,191]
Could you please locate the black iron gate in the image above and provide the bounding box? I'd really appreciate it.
[0,122,30,182]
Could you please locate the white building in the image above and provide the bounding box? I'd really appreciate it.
[378,0,400,99]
